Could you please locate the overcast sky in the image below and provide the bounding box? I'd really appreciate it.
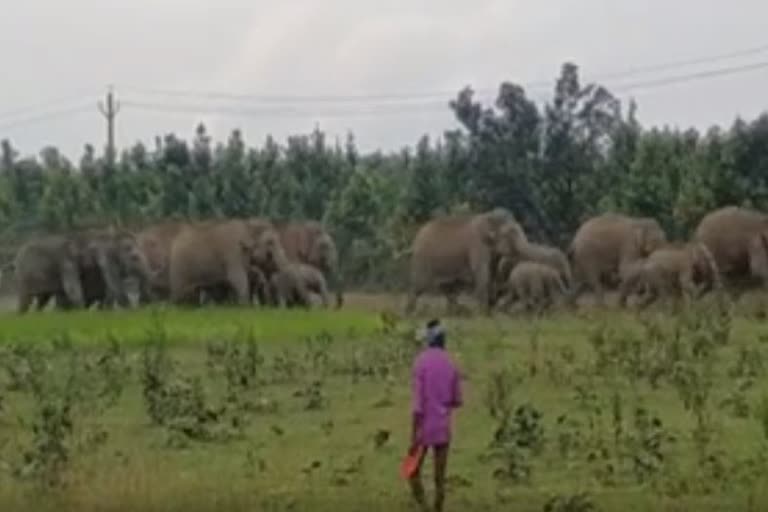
[2,0,768,160]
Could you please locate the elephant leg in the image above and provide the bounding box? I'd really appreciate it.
[138,280,154,306]
[226,267,251,306]
[326,271,344,309]
[473,264,493,315]
[294,282,312,309]
[501,284,521,313]
[266,281,280,307]
[36,293,54,311]
[576,264,604,307]
[172,283,202,307]
[618,273,641,308]
[590,276,606,307]
[54,292,78,311]
[637,285,658,310]
[17,290,33,314]
[256,281,272,306]
[316,281,331,309]
[95,296,113,310]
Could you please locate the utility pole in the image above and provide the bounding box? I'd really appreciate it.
[98,86,120,170]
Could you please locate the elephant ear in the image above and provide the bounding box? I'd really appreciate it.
[631,224,654,257]
[479,220,500,248]
[240,239,256,258]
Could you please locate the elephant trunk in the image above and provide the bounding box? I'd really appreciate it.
[697,242,722,291]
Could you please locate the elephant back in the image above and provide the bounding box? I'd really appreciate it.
[570,213,665,279]
[169,219,252,294]
[411,215,479,275]
[275,221,327,264]
[694,206,768,279]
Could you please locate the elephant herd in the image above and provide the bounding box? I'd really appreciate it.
[405,206,768,314]
[5,218,344,314]
[8,205,768,316]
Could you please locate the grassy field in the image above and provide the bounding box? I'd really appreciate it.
[1,294,768,511]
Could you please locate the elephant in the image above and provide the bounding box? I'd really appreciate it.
[13,235,86,313]
[274,221,343,308]
[495,237,572,291]
[168,218,289,306]
[569,213,668,306]
[617,242,721,308]
[269,262,331,309]
[72,227,153,309]
[694,206,768,293]
[199,265,270,306]
[748,229,768,287]
[135,221,189,304]
[405,208,523,315]
[496,261,567,313]
[13,228,149,313]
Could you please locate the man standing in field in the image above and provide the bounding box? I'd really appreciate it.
[409,319,463,512]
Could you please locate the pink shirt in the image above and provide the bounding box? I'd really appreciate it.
[411,347,463,446]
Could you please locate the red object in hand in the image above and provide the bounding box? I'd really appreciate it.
[400,445,425,480]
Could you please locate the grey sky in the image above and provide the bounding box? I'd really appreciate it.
[2,0,768,160]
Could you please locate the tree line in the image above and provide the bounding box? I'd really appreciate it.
[2,62,768,289]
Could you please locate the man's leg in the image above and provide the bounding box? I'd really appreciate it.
[409,447,429,510]
[433,444,450,512]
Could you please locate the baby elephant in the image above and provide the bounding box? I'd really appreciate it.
[618,242,720,308]
[270,263,331,309]
[497,261,568,313]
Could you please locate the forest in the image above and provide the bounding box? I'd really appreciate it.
[2,62,768,288]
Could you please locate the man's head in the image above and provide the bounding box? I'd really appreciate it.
[425,319,445,348]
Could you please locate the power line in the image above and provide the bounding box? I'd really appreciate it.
[118,42,768,105]
[121,100,450,119]
[590,42,768,83]
[0,103,94,131]
[611,59,768,94]
[0,90,99,120]
[120,84,459,104]
[121,58,768,121]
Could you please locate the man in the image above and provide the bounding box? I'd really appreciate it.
[409,319,463,512]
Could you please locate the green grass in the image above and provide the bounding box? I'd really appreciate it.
[0,307,381,346]
[2,299,768,511]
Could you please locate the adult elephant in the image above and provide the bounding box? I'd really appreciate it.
[13,235,86,313]
[73,227,153,309]
[569,213,668,306]
[694,206,768,292]
[169,218,288,306]
[405,208,523,315]
[13,228,149,313]
[274,221,343,308]
[135,221,190,304]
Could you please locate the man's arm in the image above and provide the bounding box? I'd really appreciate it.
[450,367,463,409]
[411,366,424,450]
